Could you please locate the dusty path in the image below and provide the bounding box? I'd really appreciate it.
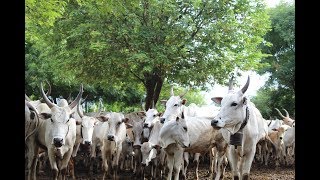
[32,162,295,180]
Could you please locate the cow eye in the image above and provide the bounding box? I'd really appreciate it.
[183,127,187,131]
[117,122,121,126]
[50,119,53,123]
[231,102,237,106]
[153,114,157,117]
[174,104,179,107]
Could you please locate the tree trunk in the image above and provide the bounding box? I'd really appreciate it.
[144,73,163,111]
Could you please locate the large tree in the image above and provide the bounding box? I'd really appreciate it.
[253,1,295,118]
[26,0,271,110]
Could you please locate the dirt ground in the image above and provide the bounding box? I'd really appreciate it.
[31,161,295,180]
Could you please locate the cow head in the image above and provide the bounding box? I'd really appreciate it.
[159,112,190,148]
[275,108,295,127]
[143,109,161,140]
[159,86,187,123]
[41,82,83,148]
[211,76,250,134]
[141,142,158,167]
[97,112,129,142]
[77,101,99,146]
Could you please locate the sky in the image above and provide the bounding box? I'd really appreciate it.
[201,0,292,105]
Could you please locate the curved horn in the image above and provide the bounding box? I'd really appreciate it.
[77,99,84,118]
[241,76,250,94]
[67,93,72,103]
[25,100,39,114]
[228,75,235,91]
[275,108,285,119]
[152,100,155,109]
[179,89,188,98]
[25,94,31,102]
[170,85,174,96]
[95,98,103,117]
[282,108,289,117]
[40,82,55,108]
[39,80,52,102]
[69,84,84,109]
[81,95,88,105]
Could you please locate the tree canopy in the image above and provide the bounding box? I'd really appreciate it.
[26,0,272,111]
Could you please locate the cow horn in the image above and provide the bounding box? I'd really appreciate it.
[179,89,188,98]
[282,108,289,117]
[81,95,88,105]
[77,100,84,118]
[241,76,250,94]
[275,108,285,119]
[170,85,174,96]
[39,80,51,102]
[25,94,31,101]
[40,82,55,108]
[152,100,155,109]
[69,84,84,109]
[95,98,103,117]
[25,100,39,114]
[228,75,235,91]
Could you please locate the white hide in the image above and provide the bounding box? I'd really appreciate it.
[211,77,269,179]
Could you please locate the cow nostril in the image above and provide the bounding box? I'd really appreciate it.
[211,120,218,126]
[160,118,165,124]
[53,138,63,147]
[85,141,91,145]
[143,123,148,128]
[280,137,283,140]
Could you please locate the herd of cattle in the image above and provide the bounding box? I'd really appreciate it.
[25,76,295,180]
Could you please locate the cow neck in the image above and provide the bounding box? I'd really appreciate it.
[238,106,249,132]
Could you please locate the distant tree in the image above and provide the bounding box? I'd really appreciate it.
[253,1,295,118]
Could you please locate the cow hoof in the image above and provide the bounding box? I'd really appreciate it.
[233,175,239,180]
[242,173,249,180]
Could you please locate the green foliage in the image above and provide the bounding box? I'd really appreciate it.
[253,1,295,118]
[26,0,272,112]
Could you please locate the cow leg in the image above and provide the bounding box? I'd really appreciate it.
[166,154,174,180]
[59,149,74,180]
[209,147,216,179]
[182,152,189,179]
[194,153,200,180]
[226,145,240,180]
[239,145,256,180]
[173,149,184,180]
[47,149,59,180]
[68,157,76,179]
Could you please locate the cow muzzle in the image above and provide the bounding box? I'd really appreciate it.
[211,119,221,129]
[84,141,91,146]
[107,135,115,141]
[160,118,165,124]
[53,138,64,147]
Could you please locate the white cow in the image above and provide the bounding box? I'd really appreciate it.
[124,111,146,176]
[159,86,224,179]
[94,112,130,180]
[159,112,190,180]
[140,110,166,179]
[25,83,83,180]
[211,76,269,180]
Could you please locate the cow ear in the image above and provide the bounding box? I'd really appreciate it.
[157,112,163,117]
[137,111,146,117]
[182,99,187,105]
[40,113,52,119]
[211,97,223,105]
[242,97,247,105]
[125,123,133,129]
[160,100,167,106]
[96,116,109,122]
[122,117,129,123]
